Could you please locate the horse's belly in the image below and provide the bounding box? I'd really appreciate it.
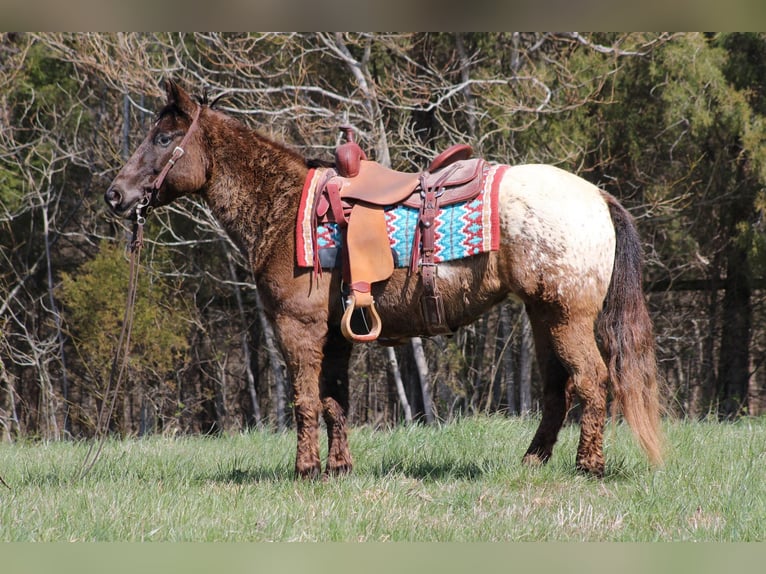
[373,253,507,337]
[498,164,616,305]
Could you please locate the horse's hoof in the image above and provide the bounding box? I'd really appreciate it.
[295,463,322,480]
[575,460,605,479]
[324,462,353,477]
[522,453,546,467]
[522,450,550,467]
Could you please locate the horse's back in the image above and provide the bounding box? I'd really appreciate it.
[497,164,616,311]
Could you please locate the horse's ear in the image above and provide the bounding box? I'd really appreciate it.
[164,78,197,117]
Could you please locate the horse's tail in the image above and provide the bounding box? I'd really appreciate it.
[598,193,664,466]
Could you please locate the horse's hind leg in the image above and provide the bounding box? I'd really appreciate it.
[550,317,609,477]
[320,327,353,476]
[522,308,570,466]
[521,305,608,477]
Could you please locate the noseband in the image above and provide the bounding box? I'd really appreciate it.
[137,104,202,224]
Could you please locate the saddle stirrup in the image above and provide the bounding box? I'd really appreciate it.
[340,293,383,343]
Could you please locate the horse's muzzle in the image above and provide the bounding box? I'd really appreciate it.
[104,185,140,219]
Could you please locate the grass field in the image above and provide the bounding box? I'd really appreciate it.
[1,415,765,541]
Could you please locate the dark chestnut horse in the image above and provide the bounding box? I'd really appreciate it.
[105,80,663,478]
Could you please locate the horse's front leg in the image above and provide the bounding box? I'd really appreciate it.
[320,327,353,476]
[276,314,326,479]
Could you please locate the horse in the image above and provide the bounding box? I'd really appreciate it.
[105,79,663,478]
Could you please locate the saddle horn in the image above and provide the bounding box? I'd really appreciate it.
[335,124,367,178]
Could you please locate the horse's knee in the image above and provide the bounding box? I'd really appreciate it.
[322,396,346,425]
[573,383,607,415]
[567,355,608,408]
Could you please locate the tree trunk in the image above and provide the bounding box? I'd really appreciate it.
[386,346,412,423]
[410,337,435,423]
[717,242,752,418]
[696,275,719,417]
[497,304,517,415]
[0,358,19,442]
[226,254,262,428]
[455,33,478,140]
[471,315,487,410]
[43,187,70,436]
[519,310,534,414]
[253,286,288,429]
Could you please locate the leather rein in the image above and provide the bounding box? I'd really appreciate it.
[80,105,201,479]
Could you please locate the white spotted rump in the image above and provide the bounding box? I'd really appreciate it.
[497,164,616,307]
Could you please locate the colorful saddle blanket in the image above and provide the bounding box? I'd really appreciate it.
[296,164,507,269]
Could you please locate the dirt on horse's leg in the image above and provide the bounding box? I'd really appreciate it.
[278,314,324,479]
[522,336,570,467]
[553,323,608,477]
[294,393,321,479]
[572,374,607,478]
[320,328,353,476]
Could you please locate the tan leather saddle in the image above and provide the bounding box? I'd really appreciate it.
[312,127,487,343]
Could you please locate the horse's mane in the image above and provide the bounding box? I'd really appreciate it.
[198,88,227,109]
[306,158,335,169]
[156,85,335,170]
[199,88,335,169]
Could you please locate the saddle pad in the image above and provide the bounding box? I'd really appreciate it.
[296,164,507,269]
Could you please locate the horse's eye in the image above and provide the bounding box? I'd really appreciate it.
[155,133,174,147]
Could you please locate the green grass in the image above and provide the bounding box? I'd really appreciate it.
[1,416,765,541]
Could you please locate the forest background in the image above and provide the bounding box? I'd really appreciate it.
[2,32,766,441]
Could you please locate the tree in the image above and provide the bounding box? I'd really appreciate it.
[569,33,766,417]
[59,241,191,432]
[3,32,766,442]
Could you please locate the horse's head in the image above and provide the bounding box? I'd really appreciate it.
[105,79,208,219]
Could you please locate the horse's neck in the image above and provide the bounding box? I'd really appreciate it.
[202,122,307,272]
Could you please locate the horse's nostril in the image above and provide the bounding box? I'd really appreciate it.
[105,187,122,208]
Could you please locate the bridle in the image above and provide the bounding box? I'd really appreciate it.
[135,103,202,226]
[81,103,202,479]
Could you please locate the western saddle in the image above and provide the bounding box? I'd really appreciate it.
[312,126,487,343]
